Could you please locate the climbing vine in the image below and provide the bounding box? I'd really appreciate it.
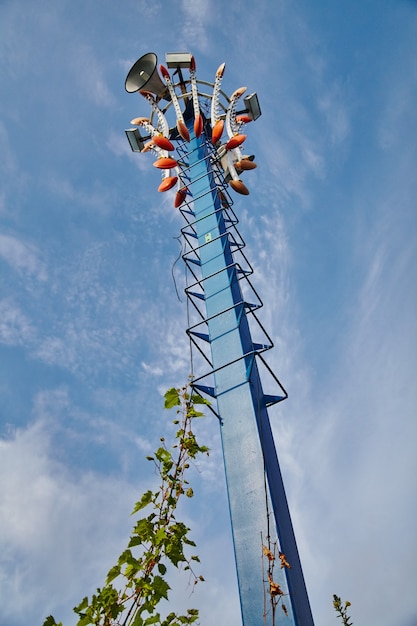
[262,535,291,623]
[43,385,210,626]
[333,595,353,625]
[42,383,356,626]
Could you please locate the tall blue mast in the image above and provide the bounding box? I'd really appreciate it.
[125,52,314,626]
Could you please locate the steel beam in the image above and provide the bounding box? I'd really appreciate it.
[185,125,314,626]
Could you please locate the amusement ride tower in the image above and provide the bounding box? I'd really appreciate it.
[124,52,314,626]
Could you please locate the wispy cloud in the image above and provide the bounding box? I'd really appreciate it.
[0,417,138,625]
[317,81,351,145]
[0,298,35,346]
[141,361,164,376]
[70,43,116,108]
[0,234,47,281]
[44,175,118,215]
[0,395,241,626]
[0,123,17,175]
[179,0,211,52]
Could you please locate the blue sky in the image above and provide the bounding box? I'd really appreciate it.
[0,1,416,625]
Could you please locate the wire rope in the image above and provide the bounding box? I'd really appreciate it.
[171,235,183,302]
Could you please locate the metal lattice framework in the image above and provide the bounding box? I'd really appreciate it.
[124,52,314,626]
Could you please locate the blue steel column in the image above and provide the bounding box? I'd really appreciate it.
[186,124,314,626]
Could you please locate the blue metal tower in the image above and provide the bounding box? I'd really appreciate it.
[124,52,314,626]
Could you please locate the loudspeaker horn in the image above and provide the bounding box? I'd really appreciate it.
[125,52,169,99]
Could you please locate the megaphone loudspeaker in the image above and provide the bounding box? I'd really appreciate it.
[125,52,169,99]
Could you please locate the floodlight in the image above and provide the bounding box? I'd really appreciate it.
[125,128,145,152]
[244,92,262,120]
[165,52,192,69]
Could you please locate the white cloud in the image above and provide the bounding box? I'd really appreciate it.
[293,162,417,626]
[70,43,116,108]
[0,418,138,626]
[376,34,417,152]
[302,145,326,178]
[318,82,351,145]
[0,397,241,626]
[34,335,78,369]
[236,51,417,621]
[0,122,17,176]
[0,234,47,282]
[45,175,117,216]
[179,0,211,51]
[0,191,6,214]
[141,361,164,376]
[0,298,36,346]
[106,130,134,158]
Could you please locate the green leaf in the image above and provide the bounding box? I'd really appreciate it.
[155,527,167,545]
[153,575,170,601]
[106,564,120,584]
[131,613,144,626]
[190,394,211,405]
[164,388,181,409]
[186,608,199,623]
[43,617,63,626]
[165,542,184,567]
[158,562,167,575]
[125,561,141,578]
[132,517,155,542]
[118,548,133,566]
[73,597,89,613]
[188,608,199,615]
[162,612,177,626]
[183,537,196,547]
[154,447,173,465]
[132,490,153,514]
[128,535,143,548]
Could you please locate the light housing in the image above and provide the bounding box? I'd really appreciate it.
[243,92,262,121]
[165,52,192,69]
[125,128,146,152]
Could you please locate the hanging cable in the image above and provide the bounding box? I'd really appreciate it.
[171,235,183,302]
[185,257,194,379]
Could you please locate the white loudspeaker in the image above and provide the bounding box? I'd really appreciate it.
[125,52,169,99]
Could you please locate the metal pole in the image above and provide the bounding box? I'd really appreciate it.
[184,124,314,626]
